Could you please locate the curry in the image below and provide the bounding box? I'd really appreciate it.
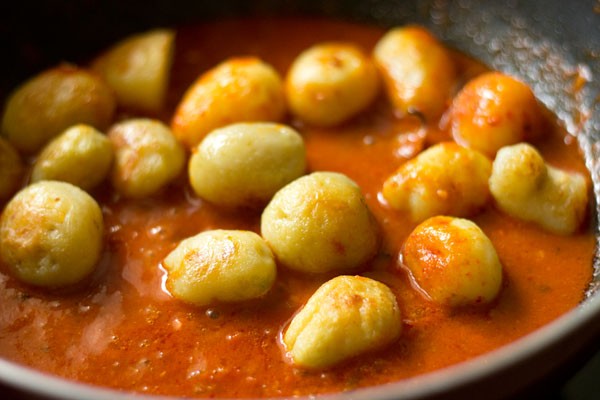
[0,17,594,398]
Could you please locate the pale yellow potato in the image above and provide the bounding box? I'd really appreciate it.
[449,72,544,157]
[163,230,277,306]
[489,143,588,235]
[189,122,305,208]
[373,25,456,120]
[0,137,24,202]
[171,57,286,148]
[285,42,379,127]
[109,118,185,198]
[402,216,503,307]
[1,65,116,154]
[382,142,492,223]
[283,275,401,369]
[261,172,379,273]
[0,181,104,287]
[31,124,113,191]
[92,29,175,112]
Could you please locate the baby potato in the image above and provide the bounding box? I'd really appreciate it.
[382,142,492,223]
[0,181,104,287]
[449,72,544,157]
[0,137,24,202]
[163,230,277,306]
[1,65,116,154]
[285,42,379,127]
[31,124,113,191]
[109,118,185,198]
[189,122,305,208]
[283,275,401,369]
[373,25,456,121]
[171,57,286,148]
[261,172,379,273]
[92,29,175,112]
[402,216,503,307]
[489,143,588,235]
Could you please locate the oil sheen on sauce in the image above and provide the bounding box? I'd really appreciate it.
[0,17,595,398]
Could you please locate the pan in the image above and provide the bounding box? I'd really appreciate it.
[0,0,599,399]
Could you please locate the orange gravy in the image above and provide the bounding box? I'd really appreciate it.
[0,17,595,398]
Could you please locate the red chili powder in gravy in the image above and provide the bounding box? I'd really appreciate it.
[0,17,595,398]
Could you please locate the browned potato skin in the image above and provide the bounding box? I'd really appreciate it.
[0,137,24,202]
[402,216,503,307]
[449,72,544,157]
[0,181,104,288]
[285,42,380,127]
[1,65,116,154]
[108,119,185,198]
[374,25,457,121]
[382,142,492,223]
[171,57,286,149]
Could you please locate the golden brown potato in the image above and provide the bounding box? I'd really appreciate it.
[285,42,379,127]
[489,143,588,235]
[449,72,544,157]
[92,29,175,112]
[373,25,456,120]
[0,137,24,202]
[1,65,116,154]
[171,57,286,148]
[109,118,185,198]
[163,230,277,306]
[0,181,104,287]
[283,275,401,369]
[382,142,492,222]
[261,172,379,273]
[188,122,305,208]
[402,216,503,307]
[31,124,113,191]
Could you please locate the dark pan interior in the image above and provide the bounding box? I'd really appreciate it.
[0,1,600,399]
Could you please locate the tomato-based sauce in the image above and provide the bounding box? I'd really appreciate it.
[0,17,595,398]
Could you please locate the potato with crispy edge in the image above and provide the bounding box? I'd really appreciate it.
[0,137,23,202]
[283,275,402,369]
[449,72,544,157]
[163,230,277,306]
[402,216,503,307]
[92,29,175,112]
[261,172,379,273]
[31,124,113,191]
[1,65,116,154]
[108,118,185,198]
[0,181,104,287]
[285,42,379,127]
[189,122,306,208]
[382,142,492,223]
[171,57,286,148]
[489,143,588,235]
[373,25,456,121]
